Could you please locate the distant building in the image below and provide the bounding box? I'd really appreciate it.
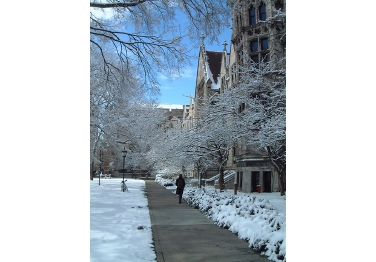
[157,103,185,129]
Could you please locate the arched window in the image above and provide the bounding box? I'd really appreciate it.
[259,3,266,21]
[249,6,256,25]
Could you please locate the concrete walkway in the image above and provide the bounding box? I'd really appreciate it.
[145,180,270,262]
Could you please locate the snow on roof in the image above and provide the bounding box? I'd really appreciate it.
[157,104,184,110]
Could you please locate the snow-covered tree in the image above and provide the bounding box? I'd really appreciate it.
[231,54,286,195]
[90,0,233,179]
[146,116,226,188]
[90,0,232,86]
[226,3,286,194]
[184,96,242,190]
[190,56,285,194]
[90,48,166,179]
[175,126,219,182]
[146,125,185,176]
[145,93,244,190]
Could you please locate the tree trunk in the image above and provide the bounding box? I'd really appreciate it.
[219,166,225,191]
[267,146,286,196]
[275,167,286,196]
[90,161,94,180]
[198,166,201,188]
[268,161,286,196]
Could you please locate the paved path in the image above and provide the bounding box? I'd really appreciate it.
[145,180,270,262]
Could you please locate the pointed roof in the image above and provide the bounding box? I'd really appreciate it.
[196,34,229,91]
[205,51,222,85]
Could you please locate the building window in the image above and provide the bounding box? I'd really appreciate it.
[249,7,256,25]
[261,38,268,50]
[259,3,266,21]
[249,37,269,66]
[250,40,258,52]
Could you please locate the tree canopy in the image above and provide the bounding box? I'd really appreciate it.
[90,0,232,87]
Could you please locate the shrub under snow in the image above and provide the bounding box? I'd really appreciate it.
[155,176,286,262]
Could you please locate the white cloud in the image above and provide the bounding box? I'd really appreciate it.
[158,67,196,81]
[159,75,169,80]
[171,67,196,79]
[177,67,196,79]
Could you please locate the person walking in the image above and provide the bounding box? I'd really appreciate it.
[175,174,186,204]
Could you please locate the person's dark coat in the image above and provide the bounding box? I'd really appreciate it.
[175,176,185,195]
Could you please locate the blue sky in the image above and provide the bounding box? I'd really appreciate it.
[90,5,232,105]
[158,27,232,105]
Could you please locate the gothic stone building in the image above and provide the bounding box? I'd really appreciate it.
[228,0,285,193]
[185,0,285,193]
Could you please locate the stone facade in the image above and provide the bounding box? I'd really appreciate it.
[228,0,285,193]
[183,0,285,193]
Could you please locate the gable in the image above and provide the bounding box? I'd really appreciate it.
[206,51,222,85]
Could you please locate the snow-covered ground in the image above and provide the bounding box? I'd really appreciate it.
[90,177,286,262]
[90,178,156,262]
[155,176,286,262]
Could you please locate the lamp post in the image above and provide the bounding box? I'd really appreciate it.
[122,148,127,182]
